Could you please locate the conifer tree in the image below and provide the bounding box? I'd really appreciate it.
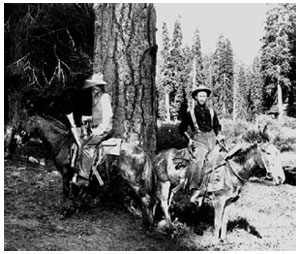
[192,29,205,87]
[157,22,171,121]
[234,64,248,120]
[260,3,295,121]
[169,17,184,120]
[181,45,193,112]
[249,56,264,117]
[212,35,234,118]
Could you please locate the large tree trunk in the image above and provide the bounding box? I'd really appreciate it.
[93,3,157,155]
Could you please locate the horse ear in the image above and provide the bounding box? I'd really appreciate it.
[261,124,270,142]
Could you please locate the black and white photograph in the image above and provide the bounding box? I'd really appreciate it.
[3,2,296,251]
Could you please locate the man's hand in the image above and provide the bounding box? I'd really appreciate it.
[216,134,225,142]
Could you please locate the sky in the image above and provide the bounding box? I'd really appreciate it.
[155,3,269,65]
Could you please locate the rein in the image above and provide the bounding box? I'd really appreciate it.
[257,145,271,176]
[226,160,248,183]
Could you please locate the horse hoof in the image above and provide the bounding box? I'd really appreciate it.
[157,219,171,230]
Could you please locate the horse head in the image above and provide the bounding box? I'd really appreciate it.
[13,114,71,157]
[225,141,285,185]
[257,143,285,185]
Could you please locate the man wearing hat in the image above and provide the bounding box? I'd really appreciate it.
[179,85,224,147]
[179,85,225,203]
[66,73,113,186]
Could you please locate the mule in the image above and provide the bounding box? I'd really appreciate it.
[20,114,155,225]
[190,141,285,241]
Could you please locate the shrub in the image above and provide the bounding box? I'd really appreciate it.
[272,129,296,152]
[156,121,187,152]
[157,114,296,153]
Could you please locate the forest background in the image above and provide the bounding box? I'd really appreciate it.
[3,3,296,153]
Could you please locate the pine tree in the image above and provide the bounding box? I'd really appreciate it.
[260,3,295,122]
[181,45,193,113]
[157,22,171,121]
[234,64,248,120]
[4,3,94,126]
[249,56,264,117]
[169,17,184,121]
[192,29,205,87]
[189,29,206,109]
[212,35,234,118]
[93,3,157,154]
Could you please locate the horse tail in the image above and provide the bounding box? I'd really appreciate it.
[142,152,154,193]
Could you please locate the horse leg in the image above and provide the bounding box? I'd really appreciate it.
[220,203,231,240]
[213,196,227,241]
[158,181,172,224]
[168,179,184,206]
[58,166,78,218]
[61,166,72,198]
[128,184,153,227]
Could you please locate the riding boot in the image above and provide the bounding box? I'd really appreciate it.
[72,173,89,187]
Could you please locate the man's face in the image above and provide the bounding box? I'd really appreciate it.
[92,85,102,95]
[195,91,208,105]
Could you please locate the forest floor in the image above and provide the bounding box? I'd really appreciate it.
[4,142,296,251]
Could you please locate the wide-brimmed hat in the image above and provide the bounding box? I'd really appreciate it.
[83,73,107,89]
[192,85,212,99]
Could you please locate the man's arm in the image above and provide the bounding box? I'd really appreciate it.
[66,112,81,148]
[92,94,113,135]
[179,111,192,141]
[212,111,225,142]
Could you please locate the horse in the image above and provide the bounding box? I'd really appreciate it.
[152,139,210,224]
[153,135,285,237]
[189,141,285,241]
[18,114,155,225]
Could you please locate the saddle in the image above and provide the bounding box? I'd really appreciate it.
[99,138,122,156]
[198,149,227,198]
[172,148,193,170]
[71,138,122,186]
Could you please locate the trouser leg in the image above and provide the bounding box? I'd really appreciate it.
[77,131,111,179]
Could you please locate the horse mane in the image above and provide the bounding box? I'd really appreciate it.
[226,143,258,164]
[38,114,69,132]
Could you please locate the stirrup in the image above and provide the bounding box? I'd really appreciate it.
[72,173,89,187]
[71,143,78,168]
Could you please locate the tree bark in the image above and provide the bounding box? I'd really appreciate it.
[93,3,157,155]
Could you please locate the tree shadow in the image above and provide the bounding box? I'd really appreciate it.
[169,194,262,239]
[227,217,262,238]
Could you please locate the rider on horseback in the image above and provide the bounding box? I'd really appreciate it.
[66,73,113,187]
[179,85,225,203]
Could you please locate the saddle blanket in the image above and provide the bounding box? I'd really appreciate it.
[206,166,224,192]
[100,138,122,156]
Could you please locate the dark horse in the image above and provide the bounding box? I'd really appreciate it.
[21,114,155,225]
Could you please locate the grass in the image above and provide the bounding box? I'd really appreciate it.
[156,115,296,152]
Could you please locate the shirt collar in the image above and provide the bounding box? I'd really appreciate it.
[195,103,207,110]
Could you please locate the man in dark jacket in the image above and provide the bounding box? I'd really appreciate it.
[179,85,224,149]
[179,85,225,203]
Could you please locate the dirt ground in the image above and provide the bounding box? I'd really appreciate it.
[4,144,296,251]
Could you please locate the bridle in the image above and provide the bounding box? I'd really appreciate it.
[257,143,273,179]
[225,160,248,183]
